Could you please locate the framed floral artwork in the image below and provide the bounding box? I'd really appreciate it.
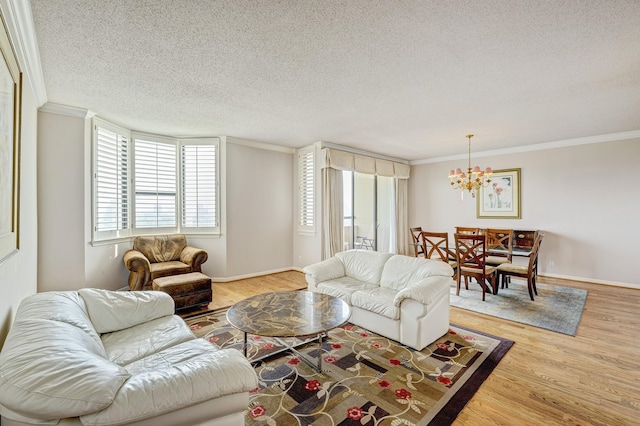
[477,168,521,219]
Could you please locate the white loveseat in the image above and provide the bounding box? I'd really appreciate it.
[0,289,258,426]
[304,250,454,350]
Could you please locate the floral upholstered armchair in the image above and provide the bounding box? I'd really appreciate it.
[123,234,208,291]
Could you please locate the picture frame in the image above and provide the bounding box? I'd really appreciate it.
[477,168,521,219]
[0,15,22,264]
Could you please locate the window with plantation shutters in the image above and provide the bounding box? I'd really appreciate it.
[91,118,220,242]
[298,146,315,233]
[133,135,177,229]
[93,119,130,240]
[181,140,218,229]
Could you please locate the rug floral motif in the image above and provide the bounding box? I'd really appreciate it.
[186,310,513,426]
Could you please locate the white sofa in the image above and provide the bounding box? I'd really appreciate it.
[304,250,454,350]
[0,289,258,426]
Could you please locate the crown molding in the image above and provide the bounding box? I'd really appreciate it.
[226,136,295,154]
[1,0,47,106]
[39,102,93,118]
[410,130,640,165]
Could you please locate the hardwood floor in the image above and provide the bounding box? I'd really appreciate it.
[205,271,640,425]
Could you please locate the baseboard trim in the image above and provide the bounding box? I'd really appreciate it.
[211,267,303,283]
[539,273,639,290]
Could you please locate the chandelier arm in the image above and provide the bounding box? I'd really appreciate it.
[449,133,492,194]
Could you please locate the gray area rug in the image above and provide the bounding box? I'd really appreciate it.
[450,280,587,336]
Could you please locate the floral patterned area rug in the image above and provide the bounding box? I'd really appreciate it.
[185,310,513,426]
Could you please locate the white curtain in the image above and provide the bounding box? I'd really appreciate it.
[321,148,410,257]
[322,167,343,259]
[395,178,410,255]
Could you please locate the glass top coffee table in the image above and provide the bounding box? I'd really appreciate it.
[226,291,351,372]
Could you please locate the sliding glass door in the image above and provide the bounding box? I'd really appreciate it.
[343,171,395,253]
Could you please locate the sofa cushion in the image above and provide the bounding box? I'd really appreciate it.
[79,288,175,334]
[335,250,393,285]
[134,234,187,263]
[351,287,400,320]
[380,256,454,291]
[0,319,130,420]
[80,341,258,426]
[101,315,195,366]
[316,277,378,304]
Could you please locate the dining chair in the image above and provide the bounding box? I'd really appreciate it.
[496,233,545,301]
[421,231,457,278]
[409,227,425,257]
[454,233,497,301]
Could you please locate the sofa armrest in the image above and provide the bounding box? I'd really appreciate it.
[303,257,345,290]
[181,245,208,271]
[394,276,452,307]
[80,345,258,426]
[123,249,151,291]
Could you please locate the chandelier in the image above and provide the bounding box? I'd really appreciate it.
[448,134,492,197]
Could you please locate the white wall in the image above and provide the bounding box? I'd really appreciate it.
[0,42,39,346]
[35,114,297,291]
[408,137,640,288]
[37,111,87,290]
[225,139,293,277]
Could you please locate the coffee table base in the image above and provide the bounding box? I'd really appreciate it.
[242,332,325,373]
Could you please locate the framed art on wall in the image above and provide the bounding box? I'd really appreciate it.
[0,15,22,264]
[477,168,521,219]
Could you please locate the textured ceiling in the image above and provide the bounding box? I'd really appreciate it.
[29,0,640,161]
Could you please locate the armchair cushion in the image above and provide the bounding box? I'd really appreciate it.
[149,260,191,277]
[133,235,187,263]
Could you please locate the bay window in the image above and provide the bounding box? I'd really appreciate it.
[92,118,219,242]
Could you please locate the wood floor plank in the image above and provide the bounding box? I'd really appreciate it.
[196,271,640,425]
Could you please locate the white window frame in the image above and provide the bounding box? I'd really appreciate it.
[91,118,220,243]
[297,145,315,234]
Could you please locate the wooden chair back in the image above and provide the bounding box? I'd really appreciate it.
[454,233,496,300]
[410,226,424,257]
[421,231,453,261]
[528,232,545,276]
[484,228,514,262]
[455,226,479,235]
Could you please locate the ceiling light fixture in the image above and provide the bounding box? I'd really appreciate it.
[448,134,492,198]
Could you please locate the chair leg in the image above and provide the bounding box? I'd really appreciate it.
[532,275,538,295]
[456,273,461,296]
[527,277,535,301]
